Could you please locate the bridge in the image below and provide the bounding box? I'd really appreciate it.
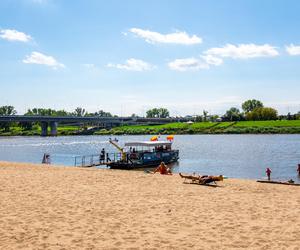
[0,115,189,136]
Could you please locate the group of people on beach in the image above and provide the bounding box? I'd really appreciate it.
[153,163,300,181]
[42,150,300,181]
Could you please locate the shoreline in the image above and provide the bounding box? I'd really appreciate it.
[1,120,300,136]
[1,161,299,249]
[1,131,300,137]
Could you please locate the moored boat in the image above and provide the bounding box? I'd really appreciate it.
[107,140,179,170]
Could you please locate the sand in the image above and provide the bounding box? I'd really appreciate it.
[0,161,299,250]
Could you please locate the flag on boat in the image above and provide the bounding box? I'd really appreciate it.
[150,135,158,141]
[166,135,174,141]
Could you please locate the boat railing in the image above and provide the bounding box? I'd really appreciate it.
[74,152,122,167]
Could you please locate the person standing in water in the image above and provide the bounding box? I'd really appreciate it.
[266,167,272,181]
[297,164,300,176]
[42,153,50,164]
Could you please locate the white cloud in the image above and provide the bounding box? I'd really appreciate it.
[205,44,279,59]
[128,28,202,45]
[23,52,65,69]
[168,58,209,71]
[0,29,32,42]
[201,54,223,66]
[107,58,155,71]
[286,44,300,55]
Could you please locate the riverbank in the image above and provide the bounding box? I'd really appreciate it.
[96,120,300,135]
[1,161,299,249]
[1,120,300,136]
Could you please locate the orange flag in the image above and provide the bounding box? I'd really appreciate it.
[150,136,158,141]
[166,135,174,141]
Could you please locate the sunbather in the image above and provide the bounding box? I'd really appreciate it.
[199,175,223,184]
[153,162,172,175]
[179,173,223,184]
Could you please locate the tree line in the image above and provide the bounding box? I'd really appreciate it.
[0,106,114,132]
[0,100,300,132]
[221,99,300,121]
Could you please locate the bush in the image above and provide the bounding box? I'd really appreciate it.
[246,107,278,121]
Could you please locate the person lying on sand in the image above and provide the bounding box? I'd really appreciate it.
[200,175,224,184]
[153,162,172,175]
[179,173,223,184]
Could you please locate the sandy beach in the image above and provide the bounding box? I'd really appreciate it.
[0,161,299,249]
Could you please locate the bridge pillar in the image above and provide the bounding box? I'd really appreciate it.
[50,121,58,136]
[41,122,48,136]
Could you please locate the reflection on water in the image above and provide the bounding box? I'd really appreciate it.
[0,134,299,181]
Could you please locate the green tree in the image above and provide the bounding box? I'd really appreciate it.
[74,107,86,117]
[246,107,278,121]
[203,110,208,122]
[95,110,112,117]
[195,115,203,122]
[85,110,113,117]
[0,106,17,131]
[25,108,54,116]
[0,105,17,115]
[224,107,243,121]
[242,99,263,113]
[19,122,33,131]
[209,115,219,122]
[146,108,170,118]
[55,110,69,116]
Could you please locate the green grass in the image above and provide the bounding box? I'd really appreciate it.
[214,122,236,128]
[57,125,80,132]
[99,120,300,135]
[101,122,218,135]
[0,124,80,136]
[233,120,300,127]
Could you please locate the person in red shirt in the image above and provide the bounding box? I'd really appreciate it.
[266,167,272,181]
[153,162,172,175]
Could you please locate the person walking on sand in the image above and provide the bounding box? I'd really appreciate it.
[266,167,272,181]
[153,162,172,175]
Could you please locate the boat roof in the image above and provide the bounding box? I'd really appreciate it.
[124,141,172,147]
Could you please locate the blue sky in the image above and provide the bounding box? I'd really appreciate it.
[0,0,300,116]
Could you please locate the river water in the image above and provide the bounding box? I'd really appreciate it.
[0,135,299,181]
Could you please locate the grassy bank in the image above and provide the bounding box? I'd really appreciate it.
[0,125,80,136]
[1,120,300,136]
[95,120,300,135]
